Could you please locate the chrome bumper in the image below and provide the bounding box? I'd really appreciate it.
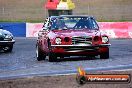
[51,44,111,47]
[51,44,111,53]
[0,40,15,45]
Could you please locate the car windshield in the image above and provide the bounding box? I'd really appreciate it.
[50,17,99,30]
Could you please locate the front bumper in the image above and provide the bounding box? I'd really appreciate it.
[0,40,15,46]
[51,44,111,47]
[51,44,111,53]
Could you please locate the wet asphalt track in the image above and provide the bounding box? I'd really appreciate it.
[0,38,132,78]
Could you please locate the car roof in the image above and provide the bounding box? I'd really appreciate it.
[47,15,96,22]
[59,15,95,19]
[50,16,59,18]
[49,15,95,19]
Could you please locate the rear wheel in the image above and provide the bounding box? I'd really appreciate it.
[3,45,13,53]
[36,45,46,61]
[100,48,109,59]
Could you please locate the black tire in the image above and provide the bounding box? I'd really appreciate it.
[100,48,109,59]
[36,45,46,61]
[47,39,57,62]
[49,53,57,62]
[3,45,13,53]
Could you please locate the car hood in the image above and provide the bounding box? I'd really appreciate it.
[52,29,101,37]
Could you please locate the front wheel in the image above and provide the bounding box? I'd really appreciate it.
[49,53,57,62]
[100,48,109,59]
[3,45,13,53]
[36,45,46,61]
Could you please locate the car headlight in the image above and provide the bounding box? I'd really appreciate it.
[102,36,109,43]
[55,37,62,44]
[5,35,13,39]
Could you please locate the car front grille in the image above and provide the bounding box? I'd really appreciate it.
[64,47,97,52]
[0,37,4,41]
[72,36,92,45]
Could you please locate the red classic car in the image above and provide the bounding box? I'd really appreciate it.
[36,15,111,62]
